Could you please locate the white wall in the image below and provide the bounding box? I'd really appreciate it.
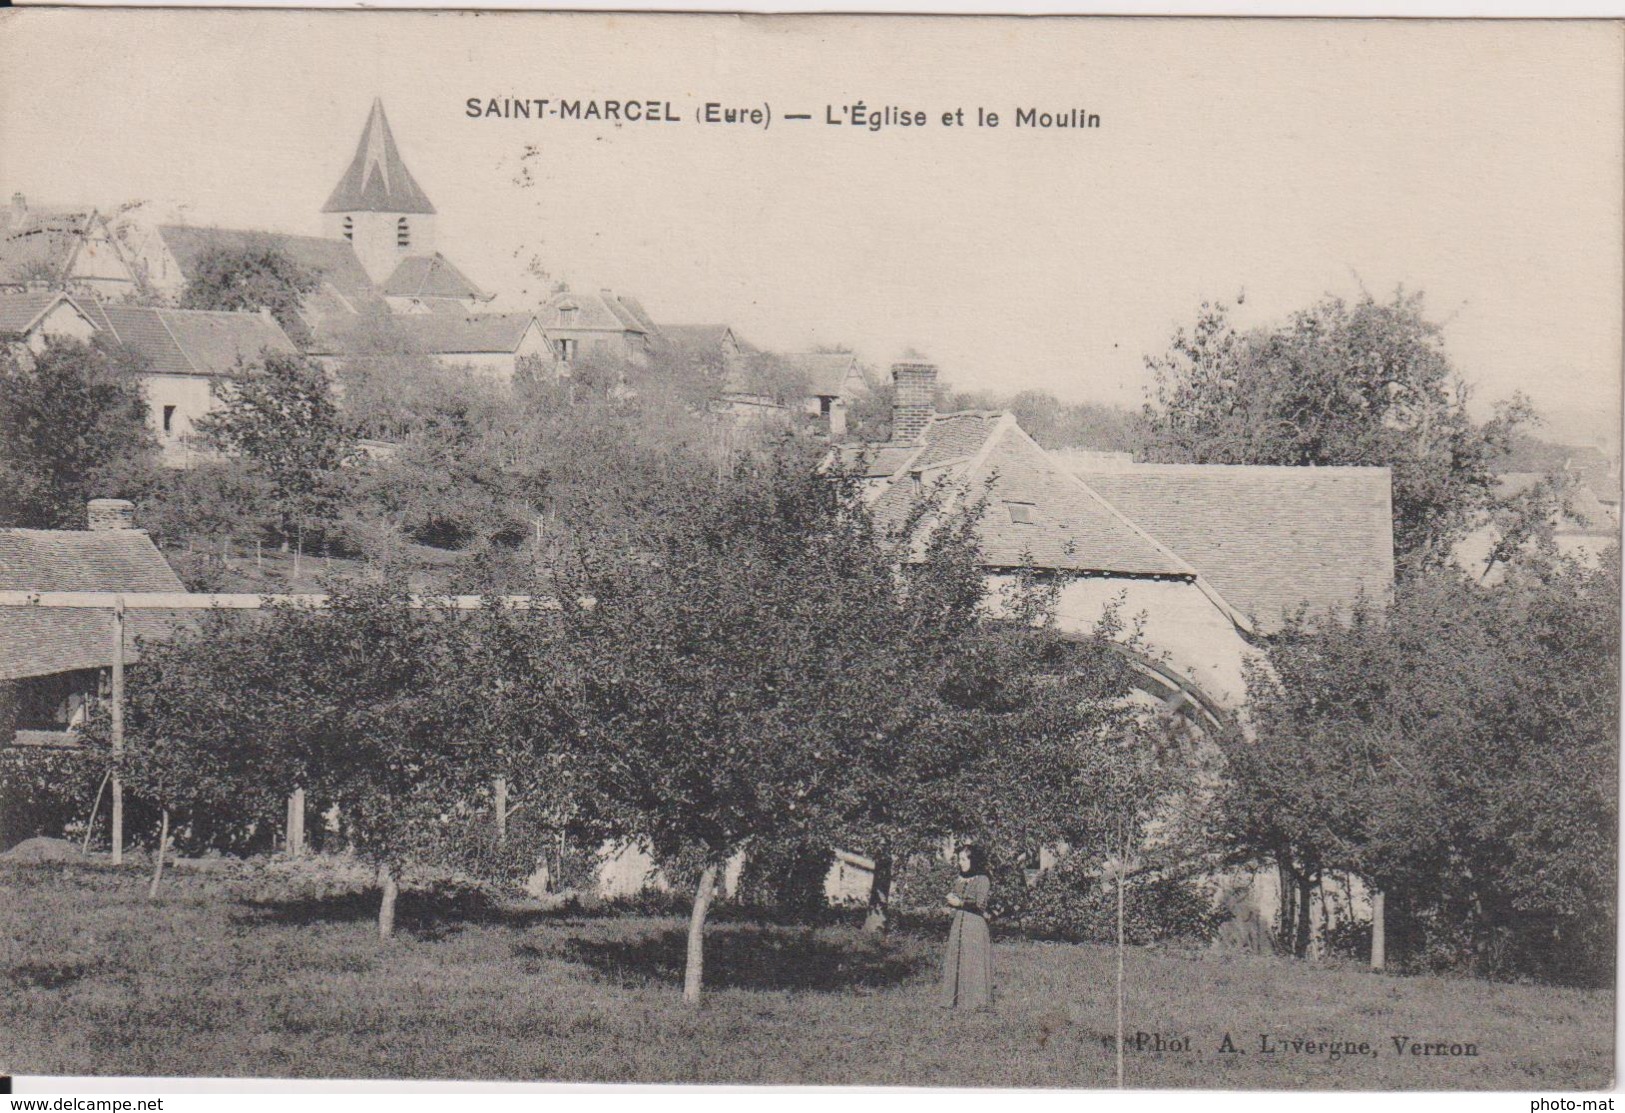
[25,301,98,352]
[142,373,220,468]
[988,573,1260,711]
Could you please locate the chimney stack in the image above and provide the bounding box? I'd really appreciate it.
[890,361,937,443]
[8,192,24,230]
[87,499,136,533]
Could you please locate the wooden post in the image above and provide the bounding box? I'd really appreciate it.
[1371,889,1386,971]
[286,789,306,856]
[110,595,125,866]
[493,777,508,844]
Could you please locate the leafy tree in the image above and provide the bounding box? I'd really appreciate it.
[195,351,358,558]
[0,337,159,528]
[526,444,1146,1001]
[178,240,318,347]
[120,584,507,937]
[1228,548,1619,982]
[1139,292,1531,572]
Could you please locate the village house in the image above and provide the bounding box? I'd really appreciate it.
[0,500,184,750]
[309,310,550,381]
[0,290,299,467]
[0,194,143,298]
[539,288,660,364]
[786,351,868,436]
[851,362,1395,718]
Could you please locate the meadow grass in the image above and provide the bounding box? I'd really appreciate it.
[0,860,1612,1088]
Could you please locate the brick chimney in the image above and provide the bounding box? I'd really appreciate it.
[87,498,136,532]
[8,192,24,232]
[891,361,937,443]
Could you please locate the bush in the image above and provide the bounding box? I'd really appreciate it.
[1004,856,1221,945]
[0,744,106,849]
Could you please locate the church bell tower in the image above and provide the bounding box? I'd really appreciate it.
[322,99,437,283]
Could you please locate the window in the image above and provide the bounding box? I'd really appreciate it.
[341,216,353,242]
[555,338,577,361]
[396,217,410,248]
[162,404,177,434]
[1005,501,1036,525]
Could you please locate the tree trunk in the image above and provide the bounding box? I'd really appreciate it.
[683,864,720,1006]
[1294,869,1315,958]
[1371,889,1386,971]
[1276,856,1296,953]
[378,866,399,940]
[147,809,170,900]
[863,852,894,933]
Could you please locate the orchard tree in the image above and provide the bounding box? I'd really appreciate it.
[1228,547,1619,981]
[0,338,159,528]
[121,584,509,938]
[195,352,358,560]
[179,240,318,347]
[1139,292,1531,572]
[532,443,1147,1001]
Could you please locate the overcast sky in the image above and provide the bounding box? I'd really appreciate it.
[2,11,1619,446]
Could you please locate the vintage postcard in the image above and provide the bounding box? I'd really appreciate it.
[0,8,1617,1095]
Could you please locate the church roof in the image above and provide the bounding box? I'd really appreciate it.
[381,253,486,300]
[322,99,437,216]
[156,225,387,321]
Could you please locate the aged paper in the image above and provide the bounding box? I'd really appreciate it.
[0,8,1617,1094]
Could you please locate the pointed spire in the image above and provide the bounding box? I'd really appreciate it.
[322,99,436,215]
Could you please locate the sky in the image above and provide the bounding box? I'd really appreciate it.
[2,11,1620,446]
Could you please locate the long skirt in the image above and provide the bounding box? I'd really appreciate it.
[940,910,994,1009]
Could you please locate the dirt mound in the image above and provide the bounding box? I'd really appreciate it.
[2,837,83,863]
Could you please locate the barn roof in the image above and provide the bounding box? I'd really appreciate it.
[1077,463,1396,633]
[83,303,296,377]
[786,352,865,398]
[322,100,437,215]
[0,528,186,681]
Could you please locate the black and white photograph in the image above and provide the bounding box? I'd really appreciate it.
[0,8,1618,1095]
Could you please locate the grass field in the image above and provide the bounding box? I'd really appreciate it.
[0,860,1613,1088]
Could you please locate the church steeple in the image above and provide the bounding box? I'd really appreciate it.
[323,99,437,283]
[323,99,435,215]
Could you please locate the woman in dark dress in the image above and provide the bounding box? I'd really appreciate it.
[941,844,994,1010]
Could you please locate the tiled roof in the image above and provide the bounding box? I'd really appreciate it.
[0,207,96,286]
[787,352,865,398]
[156,225,386,320]
[1077,463,1396,633]
[84,302,295,377]
[660,324,735,353]
[381,253,486,300]
[313,311,538,356]
[540,289,653,334]
[0,528,185,681]
[861,413,1194,579]
[0,291,90,336]
[322,100,436,215]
